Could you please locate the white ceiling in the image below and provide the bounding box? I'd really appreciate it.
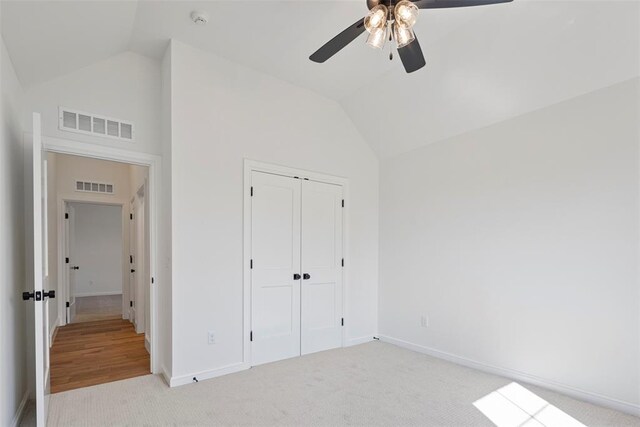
[2,0,638,158]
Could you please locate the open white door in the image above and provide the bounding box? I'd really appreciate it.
[27,112,52,426]
[129,200,137,326]
[64,203,77,323]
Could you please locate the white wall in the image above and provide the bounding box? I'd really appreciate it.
[24,51,161,155]
[0,36,28,426]
[159,44,173,378]
[168,40,379,380]
[379,78,640,410]
[71,203,123,297]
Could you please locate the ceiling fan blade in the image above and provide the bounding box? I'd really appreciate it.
[412,0,512,9]
[310,18,366,63]
[397,36,426,73]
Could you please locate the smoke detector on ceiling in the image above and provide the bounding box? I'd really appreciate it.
[191,11,209,25]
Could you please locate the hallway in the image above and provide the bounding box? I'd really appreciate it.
[51,319,150,393]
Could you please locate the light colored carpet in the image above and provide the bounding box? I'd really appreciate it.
[73,295,122,323]
[44,341,639,427]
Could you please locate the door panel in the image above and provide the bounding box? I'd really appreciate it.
[66,204,77,323]
[31,112,50,426]
[129,201,137,325]
[301,180,343,355]
[251,171,301,366]
[134,196,145,334]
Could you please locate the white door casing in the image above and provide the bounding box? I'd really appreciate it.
[43,135,160,374]
[134,192,145,334]
[301,180,344,355]
[250,171,301,366]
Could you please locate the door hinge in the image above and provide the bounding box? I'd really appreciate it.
[250,331,253,342]
[341,318,344,326]
[151,277,155,284]
[130,213,133,220]
[341,199,345,208]
[130,255,133,264]
[65,213,69,219]
[65,257,69,264]
[250,259,253,269]
[130,301,133,307]
[66,301,70,308]
[341,258,344,267]
[250,186,253,197]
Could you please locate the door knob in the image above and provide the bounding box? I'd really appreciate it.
[293,273,301,280]
[71,266,79,270]
[303,273,311,280]
[44,290,55,299]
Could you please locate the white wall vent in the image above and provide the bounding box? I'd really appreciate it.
[75,180,115,195]
[59,107,134,142]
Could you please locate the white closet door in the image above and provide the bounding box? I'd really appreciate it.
[301,180,343,355]
[251,171,301,365]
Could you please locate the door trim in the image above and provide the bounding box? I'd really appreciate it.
[243,159,349,366]
[41,135,161,375]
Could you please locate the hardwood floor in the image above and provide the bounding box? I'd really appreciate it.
[50,318,150,394]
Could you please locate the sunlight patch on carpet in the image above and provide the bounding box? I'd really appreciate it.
[473,382,586,427]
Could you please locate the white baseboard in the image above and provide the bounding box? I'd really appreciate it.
[144,336,151,353]
[10,392,29,427]
[379,335,640,417]
[346,335,375,346]
[74,291,123,297]
[160,365,171,387]
[169,362,249,387]
[49,317,60,347]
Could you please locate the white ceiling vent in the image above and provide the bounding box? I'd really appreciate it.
[75,180,114,195]
[59,107,134,142]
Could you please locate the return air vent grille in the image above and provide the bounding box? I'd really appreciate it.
[59,107,134,142]
[75,180,114,195]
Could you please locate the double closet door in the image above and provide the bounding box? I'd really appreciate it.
[251,171,344,366]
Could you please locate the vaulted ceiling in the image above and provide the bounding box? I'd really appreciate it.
[2,0,638,158]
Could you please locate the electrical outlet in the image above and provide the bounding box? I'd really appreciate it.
[420,315,429,328]
[208,331,216,344]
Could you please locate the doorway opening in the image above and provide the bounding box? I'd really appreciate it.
[45,152,151,393]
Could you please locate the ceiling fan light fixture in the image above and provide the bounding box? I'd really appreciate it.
[393,23,415,48]
[366,25,387,49]
[394,0,419,29]
[364,4,388,32]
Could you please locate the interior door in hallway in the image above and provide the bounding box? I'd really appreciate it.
[65,203,77,323]
[301,180,343,355]
[250,171,301,366]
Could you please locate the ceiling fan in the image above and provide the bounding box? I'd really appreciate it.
[309,0,513,73]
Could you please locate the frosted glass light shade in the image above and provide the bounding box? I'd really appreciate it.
[366,26,387,49]
[364,5,388,32]
[394,0,418,29]
[394,24,415,48]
